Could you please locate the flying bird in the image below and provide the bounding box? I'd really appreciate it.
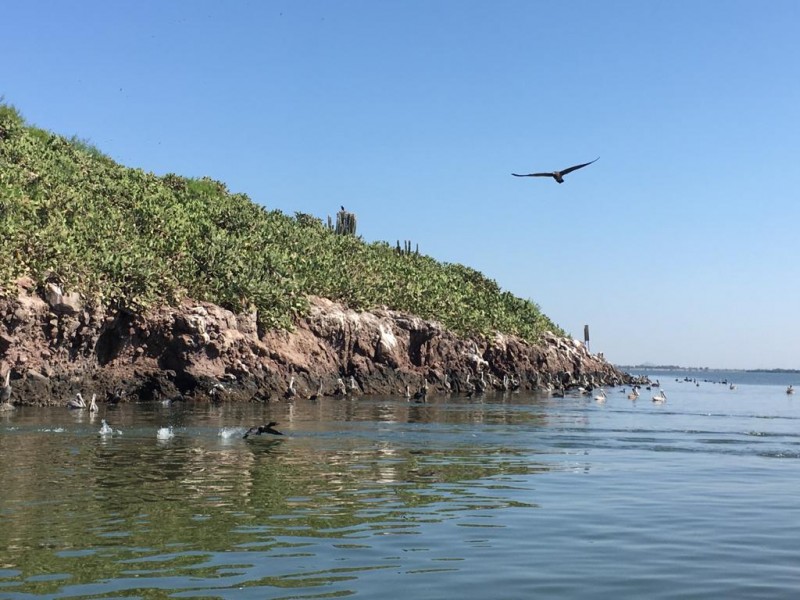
[512,157,599,183]
[243,422,284,438]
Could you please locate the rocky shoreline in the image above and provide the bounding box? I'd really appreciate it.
[0,277,637,406]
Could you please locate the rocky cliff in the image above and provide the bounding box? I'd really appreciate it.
[0,277,632,406]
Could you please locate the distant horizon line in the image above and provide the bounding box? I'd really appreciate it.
[616,364,800,374]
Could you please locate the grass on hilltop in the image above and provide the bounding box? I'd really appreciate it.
[0,102,563,340]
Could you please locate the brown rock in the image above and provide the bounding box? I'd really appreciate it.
[0,288,632,406]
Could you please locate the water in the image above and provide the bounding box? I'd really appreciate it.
[2,371,800,599]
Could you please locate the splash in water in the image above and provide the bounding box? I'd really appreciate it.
[217,427,242,440]
[157,426,175,440]
[99,420,114,436]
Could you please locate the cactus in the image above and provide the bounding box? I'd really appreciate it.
[395,240,420,256]
[335,209,357,236]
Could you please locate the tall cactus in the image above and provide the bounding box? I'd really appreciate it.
[395,239,420,256]
[335,208,357,236]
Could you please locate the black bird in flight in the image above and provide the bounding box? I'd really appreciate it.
[512,157,599,184]
[243,422,284,438]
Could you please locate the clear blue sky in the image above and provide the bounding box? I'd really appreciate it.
[3,1,799,369]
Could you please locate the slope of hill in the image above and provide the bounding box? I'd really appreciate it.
[0,102,559,340]
[0,103,630,404]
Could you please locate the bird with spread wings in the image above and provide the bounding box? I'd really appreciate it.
[512,157,599,183]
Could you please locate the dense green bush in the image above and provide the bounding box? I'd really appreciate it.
[0,104,563,340]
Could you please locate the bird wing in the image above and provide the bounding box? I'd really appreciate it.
[559,157,599,176]
[511,172,553,177]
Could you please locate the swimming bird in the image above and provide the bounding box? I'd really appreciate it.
[512,157,599,184]
[88,393,98,412]
[243,422,284,438]
[68,392,87,409]
[652,390,667,403]
[594,388,607,403]
[787,385,795,395]
[627,387,640,400]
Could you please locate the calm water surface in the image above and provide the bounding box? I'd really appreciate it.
[2,371,800,599]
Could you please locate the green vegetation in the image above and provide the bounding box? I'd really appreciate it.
[0,102,562,339]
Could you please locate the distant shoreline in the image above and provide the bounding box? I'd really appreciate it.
[617,365,800,374]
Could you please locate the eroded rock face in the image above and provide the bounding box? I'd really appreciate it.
[0,282,633,406]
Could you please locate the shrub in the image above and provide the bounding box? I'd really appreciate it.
[0,102,563,340]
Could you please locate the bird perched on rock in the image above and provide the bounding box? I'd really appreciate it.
[1,371,11,399]
[512,157,599,184]
[243,422,284,438]
[285,376,296,399]
[106,388,125,404]
[412,378,428,402]
[0,371,13,411]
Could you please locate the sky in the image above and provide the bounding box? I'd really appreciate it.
[2,0,799,369]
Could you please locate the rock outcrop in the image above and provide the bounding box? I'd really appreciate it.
[0,278,633,406]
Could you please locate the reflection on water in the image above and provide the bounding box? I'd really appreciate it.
[0,396,550,599]
[2,382,800,599]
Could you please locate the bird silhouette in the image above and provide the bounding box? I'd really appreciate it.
[512,157,599,183]
[243,422,284,438]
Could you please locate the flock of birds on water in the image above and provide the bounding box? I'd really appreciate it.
[1,367,797,441]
